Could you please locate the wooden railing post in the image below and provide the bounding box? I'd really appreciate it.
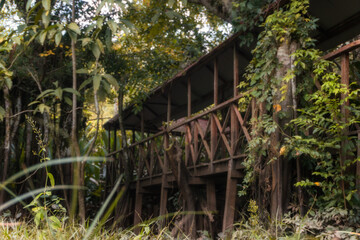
[159,89,171,227]
[134,112,145,230]
[222,44,239,232]
[211,58,219,173]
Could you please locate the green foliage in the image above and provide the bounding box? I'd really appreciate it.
[239,0,317,196]
[24,116,67,232]
[288,53,360,210]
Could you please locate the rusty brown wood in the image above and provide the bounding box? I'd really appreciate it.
[195,120,212,159]
[150,141,155,178]
[222,163,237,232]
[214,107,230,158]
[186,124,197,165]
[188,76,192,116]
[232,104,251,142]
[210,114,217,172]
[231,104,238,156]
[234,44,239,97]
[214,58,219,105]
[323,40,360,60]
[213,114,232,155]
[153,141,165,172]
[206,180,217,238]
[341,53,350,121]
[107,93,250,158]
[194,122,199,164]
[185,126,190,166]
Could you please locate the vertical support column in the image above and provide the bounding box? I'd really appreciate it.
[207,180,217,238]
[222,45,239,232]
[210,58,218,172]
[159,89,171,227]
[134,112,144,231]
[340,53,349,208]
[185,77,191,167]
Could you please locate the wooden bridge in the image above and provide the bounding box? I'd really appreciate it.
[103,0,360,235]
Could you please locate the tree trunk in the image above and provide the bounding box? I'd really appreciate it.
[70,0,83,223]
[270,39,297,219]
[0,85,11,205]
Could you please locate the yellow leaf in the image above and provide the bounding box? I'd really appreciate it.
[273,104,281,112]
[279,146,286,156]
[314,182,321,186]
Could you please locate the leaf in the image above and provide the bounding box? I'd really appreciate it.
[42,0,50,11]
[103,74,119,90]
[47,172,55,187]
[0,106,5,121]
[54,87,63,100]
[93,75,101,92]
[121,19,135,30]
[96,0,106,15]
[39,30,47,45]
[92,43,100,59]
[36,89,53,100]
[76,68,88,74]
[63,87,80,96]
[49,216,61,230]
[38,103,50,114]
[26,0,34,11]
[67,22,80,35]
[5,78,12,89]
[273,104,281,112]
[96,39,104,53]
[42,10,50,28]
[79,78,92,90]
[168,0,175,8]
[96,17,104,29]
[64,96,72,106]
[67,29,77,42]
[107,19,118,33]
[81,37,92,47]
[55,32,62,46]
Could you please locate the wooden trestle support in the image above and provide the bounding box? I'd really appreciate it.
[105,40,360,236]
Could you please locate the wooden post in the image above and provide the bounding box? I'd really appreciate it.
[222,45,239,232]
[233,44,239,97]
[340,53,349,208]
[159,89,171,227]
[210,58,218,172]
[206,181,216,238]
[134,112,144,231]
[188,77,192,117]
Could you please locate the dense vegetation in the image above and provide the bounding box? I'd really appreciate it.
[0,0,359,239]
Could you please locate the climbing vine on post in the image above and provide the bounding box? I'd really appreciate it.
[238,0,317,218]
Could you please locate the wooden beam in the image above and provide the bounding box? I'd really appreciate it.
[234,44,239,97]
[207,181,217,239]
[214,58,219,106]
[188,77,191,117]
[222,162,237,232]
[323,40,360,60]
[159,90,171,227]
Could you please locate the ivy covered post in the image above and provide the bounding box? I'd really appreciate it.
[270,38,298,218]
[242,0,318,220]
